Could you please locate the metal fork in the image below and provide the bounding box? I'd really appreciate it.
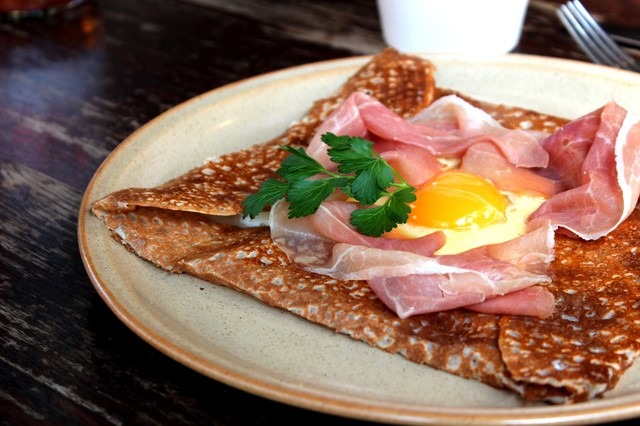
[557,0,640,72]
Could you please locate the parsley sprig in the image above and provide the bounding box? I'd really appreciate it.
[242,133,416,237]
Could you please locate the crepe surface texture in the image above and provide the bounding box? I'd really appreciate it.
[92,49,640,404]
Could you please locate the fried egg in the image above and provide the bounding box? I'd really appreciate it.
[386,170,546,255]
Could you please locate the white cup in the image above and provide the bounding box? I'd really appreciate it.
[376,0,530,54]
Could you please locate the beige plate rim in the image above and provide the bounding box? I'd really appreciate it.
[78,53,640,425]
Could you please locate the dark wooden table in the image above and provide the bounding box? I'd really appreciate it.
[2,0,639,424]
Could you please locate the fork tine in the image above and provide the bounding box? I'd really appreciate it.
[565,1,620,66]
[558,0,640,72]
[557,4,606,65]
[569,0,640,71]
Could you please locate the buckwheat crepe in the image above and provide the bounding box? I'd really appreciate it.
[91,49,640,403]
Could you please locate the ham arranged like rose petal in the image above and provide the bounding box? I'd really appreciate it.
[306,93,370,168]
[405,95,549,168]
[529,102,640,240]
[271,94,640,319]
[270,200,553,319]
[374,141,444,187]
[305,92,549,172]
[270,200,446,265]
[461,142,560,197]
[466,286,556,318]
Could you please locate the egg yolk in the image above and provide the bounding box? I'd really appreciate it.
[409,171,507,229]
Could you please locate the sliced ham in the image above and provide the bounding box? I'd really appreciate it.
[270,200,553,319]
[369,276,556,319]
[483,223,555,275]
[308,201,447,257]
[536,107,602,190]
[270,200,446,264]
[404,95,549,168]
[529,102,640,240]
[466,286,555,318]
[461,142,560,196]
[305,92,550,173]
[305,93,370,169]
[374,141,444,187]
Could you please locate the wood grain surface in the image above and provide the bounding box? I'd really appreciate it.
[1,0,639,424]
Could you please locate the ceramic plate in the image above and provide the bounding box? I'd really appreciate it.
[78,54,640,425]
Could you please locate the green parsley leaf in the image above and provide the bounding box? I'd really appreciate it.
[242,133,416,237]
[286,178,344,218]
[349,204,400,236]
[324,133,395,205]
[350,187,417,236]
[388,186,418,209]
[351,158,395,205]
[242,178,289,218]
[278,145,326,180]
[323,133,374,172]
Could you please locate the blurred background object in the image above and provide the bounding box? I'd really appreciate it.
[376,0,530,53]
[0,0,86,19]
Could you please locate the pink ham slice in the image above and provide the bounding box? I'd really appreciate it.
[305,92,549,172]
[306,93,370,168]
[466,286,555,318]
[461,142,560,197]
[375,141,444,187]
[529,102,640,240]
[270,200,446,267]
[404,94,549,168]
[307,200,447,258]
[270,200,554,318]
